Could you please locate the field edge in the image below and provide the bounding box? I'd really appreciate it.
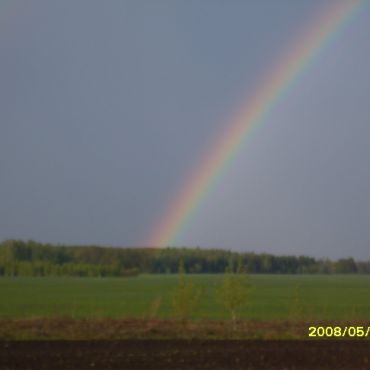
[1,318,370,340]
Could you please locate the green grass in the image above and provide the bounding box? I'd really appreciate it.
[1,274,370,320]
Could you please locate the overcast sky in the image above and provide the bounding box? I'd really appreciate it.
[1,1,370,259]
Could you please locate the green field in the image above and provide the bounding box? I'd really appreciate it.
[1,274,370,320]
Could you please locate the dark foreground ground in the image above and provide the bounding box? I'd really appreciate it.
[1,340,370,370]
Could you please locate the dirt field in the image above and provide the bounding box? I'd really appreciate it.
[1,340,370,370]
[2,318,370,340]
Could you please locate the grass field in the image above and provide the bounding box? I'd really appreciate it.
[1,274,370,320]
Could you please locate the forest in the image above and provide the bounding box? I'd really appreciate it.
[0,239,368,277]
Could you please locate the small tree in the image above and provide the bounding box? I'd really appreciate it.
[172,260,201,321]
[219,258,251,324]
[289,284,304,321]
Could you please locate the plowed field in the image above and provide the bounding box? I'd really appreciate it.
[1,340,369,370]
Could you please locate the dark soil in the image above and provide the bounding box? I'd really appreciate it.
[3,318,370,340]
[1,340,370,370]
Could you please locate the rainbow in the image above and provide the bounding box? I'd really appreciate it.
[146,0,364,248]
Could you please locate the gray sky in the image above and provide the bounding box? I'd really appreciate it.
[1,1,370,259]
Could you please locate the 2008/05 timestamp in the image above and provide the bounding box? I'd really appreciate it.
[308,326,370,338]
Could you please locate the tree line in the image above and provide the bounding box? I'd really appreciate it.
[0,239,368,277]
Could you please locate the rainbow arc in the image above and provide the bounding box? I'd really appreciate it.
[146,1,364,248]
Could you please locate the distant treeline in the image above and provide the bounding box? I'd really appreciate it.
[0,239,368,277]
